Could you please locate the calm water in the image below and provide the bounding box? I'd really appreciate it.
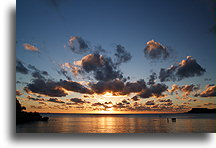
[16,113,216,133]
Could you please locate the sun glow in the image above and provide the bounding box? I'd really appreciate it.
[102,92,127,98]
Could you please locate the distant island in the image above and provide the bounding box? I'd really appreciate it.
[187,108,216,113]
[16,99,49,124]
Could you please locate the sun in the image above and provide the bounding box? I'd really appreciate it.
[102,92,127,98]
[97,107,115,114]
[102,92,114,97]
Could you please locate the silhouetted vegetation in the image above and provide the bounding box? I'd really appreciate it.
[16,99,49,124]
[187,108,216,113]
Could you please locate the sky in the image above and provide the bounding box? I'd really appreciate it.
[16,0,216,113]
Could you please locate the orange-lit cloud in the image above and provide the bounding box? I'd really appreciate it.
[144,40,169,60]
[23,43,38,51]
[200,85,216,97]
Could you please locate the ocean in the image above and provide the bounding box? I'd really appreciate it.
[16,113,216,133]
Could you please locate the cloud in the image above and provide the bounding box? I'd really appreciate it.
[28,64,49,79]
[121,99,130,104]
[131,96,140,101]
[159,56,205,82]
[23,43,39,51]
[89,78,167,99]
[89,79,124,94]
[157,99,172,102]
[16,59,29,74]
[138,83,168,98]
[169,84,179,95]
[69,98,89,104]
[180,84,200,96]
[68,36,89,54]
[169,84,200,97]
[58,69,72,80]
[199,85,216,97]
[145,100,155,105]
[203,102,216,106]
[144,40,169,60]
[59,80,93,94]
[74,54,123,81]
[147,72,157,85]
[89,79,146,95]
[113,102,126,109]
[25,79,68,97]
[92,102,104,107]
[47,98,65,104]
[114,44,132,65]
[16,90,22,96]
[30,105,43,109]
[60,62,81,79]
[27,95,45,101]
[25,78,93,97]
[93,45,106,54]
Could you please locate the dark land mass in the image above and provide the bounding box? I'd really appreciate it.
[187,108,216,113]
[16,99,49,124]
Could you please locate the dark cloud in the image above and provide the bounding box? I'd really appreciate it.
[159,56,205,82]
[93,45,106,54]
[25,78,93,97]
[138,83,168,98]
[162,102,173,106]
[104,101,113,105]
[113,102,126,109]
[47,98,65,104]
[68,36,89,54]
[203,102,216,106]
[59,80,93,94]
[16,90,22,96]
[69,98,89,104]
[27,95,45,101]
[28,64,49,80]
[25,79,68,97]
[131,96,140,101]
[89,79,146,95]
[199,85,216,97]
[157,99,172,102]
[114,44,132,65]
[121,99,130,104]
[92,102,104,107]
[58,69,72,80]
[16,59,29,74]
[74,54,123,81]
[89,79,124,94]
[144,40,169,60]
[145,100,155,105]
[147,72,157,85]
[89,78,167,99]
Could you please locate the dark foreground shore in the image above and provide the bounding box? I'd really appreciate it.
[16,99,49,124]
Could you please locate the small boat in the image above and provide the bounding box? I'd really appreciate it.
[171,118,176,122]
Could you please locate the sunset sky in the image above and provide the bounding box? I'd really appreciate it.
[16,0,215,113]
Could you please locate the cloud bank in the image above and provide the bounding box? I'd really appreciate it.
[159,56,205,82]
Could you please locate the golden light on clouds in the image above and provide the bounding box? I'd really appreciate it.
[23,43,38,51]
